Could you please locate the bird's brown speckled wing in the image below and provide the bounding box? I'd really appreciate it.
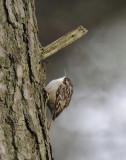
[53,77,73,120]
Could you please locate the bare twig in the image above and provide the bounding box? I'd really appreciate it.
[42,25,88,59]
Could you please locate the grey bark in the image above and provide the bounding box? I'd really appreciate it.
[0,0,53,159]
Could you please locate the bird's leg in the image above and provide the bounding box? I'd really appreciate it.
[48,119,54,131]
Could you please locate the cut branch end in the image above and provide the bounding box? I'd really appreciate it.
[42,25,88,59]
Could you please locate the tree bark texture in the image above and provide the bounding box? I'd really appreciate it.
[0,0,53,160]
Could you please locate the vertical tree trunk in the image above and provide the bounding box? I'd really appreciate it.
[0,0,53,159]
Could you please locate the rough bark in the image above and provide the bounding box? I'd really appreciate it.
[0,0,53,160]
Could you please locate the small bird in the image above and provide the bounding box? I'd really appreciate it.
[46,76,73,130]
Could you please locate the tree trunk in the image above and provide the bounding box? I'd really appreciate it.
[0,0,53,159]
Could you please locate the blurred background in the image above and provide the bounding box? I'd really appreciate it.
[36,0,126,160]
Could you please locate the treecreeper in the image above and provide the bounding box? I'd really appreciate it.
[46,76,73,130]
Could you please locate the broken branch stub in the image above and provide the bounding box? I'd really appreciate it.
[42,25,88,59]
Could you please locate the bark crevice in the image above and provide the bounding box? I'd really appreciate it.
[6,117,19,160]
[24,115,43,160]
